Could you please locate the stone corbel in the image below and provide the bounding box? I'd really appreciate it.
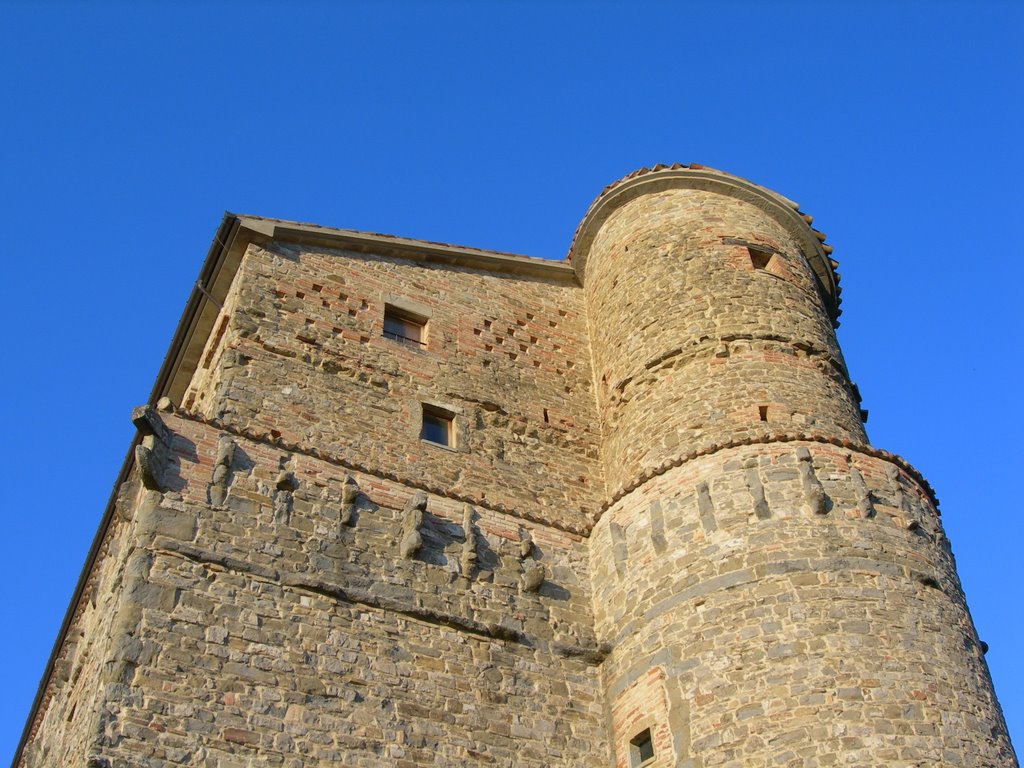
[850,467,875,518]
[796,447,827,515]
[209,436,236,506]
[460,503,478,579]
[518,526,545,593]
[131,405,172,492]
[274,460,299,524]
[340,474,360,527]
[400,492,427,559]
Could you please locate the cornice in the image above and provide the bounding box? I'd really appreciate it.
[244,216,576,282]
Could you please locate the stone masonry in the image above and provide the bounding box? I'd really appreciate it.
[14,165,1017,767]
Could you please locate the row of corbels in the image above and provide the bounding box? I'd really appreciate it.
[171,407,592,536]
[743,447,927,527]
[206,436,545,593]
[138,408,935,546]
[600,431,940,522]
[399,492,545,592]
[608,452,940,579]
[209,434,361,531]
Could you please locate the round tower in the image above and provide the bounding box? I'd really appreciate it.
[577,166,1015,766]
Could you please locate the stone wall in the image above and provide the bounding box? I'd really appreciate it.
[182,241,602,530]
[578,187,865,495]
[26,411,609,766]
[19,481,143,768]
[574,174,1013,766]
[590,443,1013,766]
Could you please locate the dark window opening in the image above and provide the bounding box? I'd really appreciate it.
[543,408,550,423]
[383,305,427,347]
[421,405,454,447]
[759,405,769,422]
[748,247,774,270]
[629,728,655,766]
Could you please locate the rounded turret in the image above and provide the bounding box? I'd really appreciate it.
[581,166,1015,766]
[571,164,864,495]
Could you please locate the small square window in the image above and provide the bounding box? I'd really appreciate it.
[421,405,454,447]
[629,728,655,766]
[383,305,427,347]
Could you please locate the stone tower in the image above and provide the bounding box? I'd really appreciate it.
[15,166,1015,767]
[573,168,1015,765]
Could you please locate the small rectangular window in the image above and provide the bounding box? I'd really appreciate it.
[383,305,427,347]
[629,728,655,766]
[421,405,454,447]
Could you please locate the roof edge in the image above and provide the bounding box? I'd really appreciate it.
[244,216,575,281]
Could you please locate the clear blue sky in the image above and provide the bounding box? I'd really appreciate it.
[3,1,1021,762]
